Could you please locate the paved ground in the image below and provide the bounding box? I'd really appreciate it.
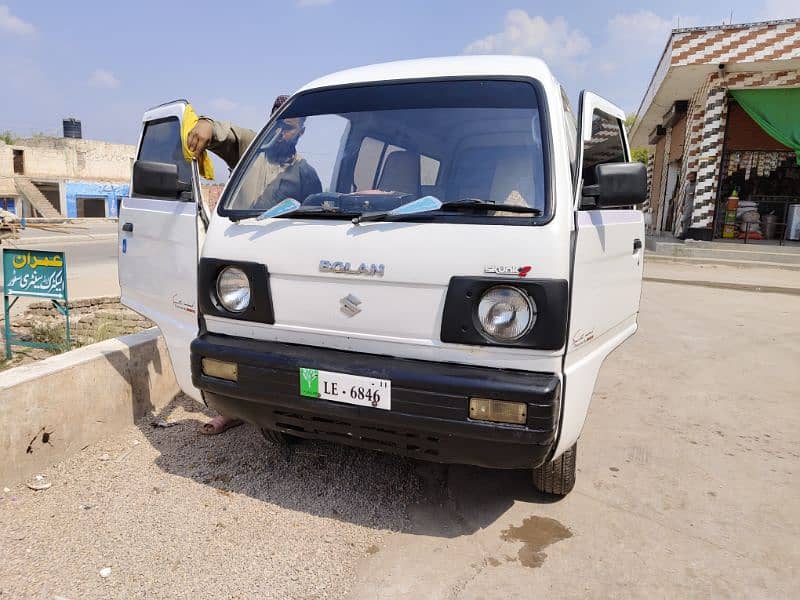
[1,281,799,599]
[645,259,800,291]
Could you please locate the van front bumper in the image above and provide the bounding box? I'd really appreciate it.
[191,334,560,469]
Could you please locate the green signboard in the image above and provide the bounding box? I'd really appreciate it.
[3,249,68,299]
[3,249,70,359]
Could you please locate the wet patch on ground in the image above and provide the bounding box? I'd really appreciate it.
[499,516,572,568]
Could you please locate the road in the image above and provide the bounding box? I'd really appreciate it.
[1,279,798,599]
[1,224,119,317]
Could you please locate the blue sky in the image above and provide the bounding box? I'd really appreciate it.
[1,0,796,148]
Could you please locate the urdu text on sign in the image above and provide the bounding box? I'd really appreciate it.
[2,249,68,300]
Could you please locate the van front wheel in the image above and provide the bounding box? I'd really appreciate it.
[533,444,577,496]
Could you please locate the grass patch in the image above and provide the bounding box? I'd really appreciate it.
[81,319,127,346]
[29,322,71,353]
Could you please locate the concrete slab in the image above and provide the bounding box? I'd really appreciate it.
[0,329,178,485]
[644,258,800,293]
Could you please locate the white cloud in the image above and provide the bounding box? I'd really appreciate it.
[761,0,799,19]
[464,10,591,71]
[607,11,673,47]
[0,5,35,35]
[209,97,238,111]
[296,0,333,6]
[88,69,120,89]
[464,9,699,113]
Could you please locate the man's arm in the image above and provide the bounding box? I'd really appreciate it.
[187,118,257,169]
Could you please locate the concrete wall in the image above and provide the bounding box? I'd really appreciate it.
[0,330,180,486]
[0,144,13,178]
[0,137,135,182]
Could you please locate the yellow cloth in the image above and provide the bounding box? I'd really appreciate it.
[181,103,215,180]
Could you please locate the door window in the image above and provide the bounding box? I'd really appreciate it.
[582,111,626,187]
[420,154,440,186]
[352,137,439,192]
[133,117,191,199]
[353,136,384,190]
[561,87,578,181]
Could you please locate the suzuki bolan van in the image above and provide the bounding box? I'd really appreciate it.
[119,56,646,495]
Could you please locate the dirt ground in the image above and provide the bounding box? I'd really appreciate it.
[1,281,798,599]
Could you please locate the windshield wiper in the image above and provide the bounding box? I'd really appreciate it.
[352,195,443,224]
[440,199,541,215]
[355,197,541,223]
[276,206,356,217]
[230,198,357,222]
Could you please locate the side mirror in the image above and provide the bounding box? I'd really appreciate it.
[132,160,192,200]
[582,162,647,208]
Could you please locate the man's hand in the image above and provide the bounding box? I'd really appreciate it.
[187,119,214,158]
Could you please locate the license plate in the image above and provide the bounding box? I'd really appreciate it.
[299,368,391,410]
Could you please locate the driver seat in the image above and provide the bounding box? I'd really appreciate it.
[377,151,420,196]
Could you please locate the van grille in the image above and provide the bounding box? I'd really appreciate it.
[272,409,441,458]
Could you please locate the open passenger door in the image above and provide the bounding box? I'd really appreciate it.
[556,92,645,456]
[118,100,207,401]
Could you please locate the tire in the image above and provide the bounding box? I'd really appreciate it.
[260,428,292,446]
[533,444,577,496]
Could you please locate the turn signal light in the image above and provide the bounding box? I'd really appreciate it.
[201,358,238,382]
[469,398,527,425]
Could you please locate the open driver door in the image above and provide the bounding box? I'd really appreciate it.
[118,100,208,401]
[555,91,646,457]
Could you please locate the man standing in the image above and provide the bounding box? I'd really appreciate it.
[187,96,321,209]
[677,171,697,240]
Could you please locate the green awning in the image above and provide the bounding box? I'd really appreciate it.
[730,88,800,165]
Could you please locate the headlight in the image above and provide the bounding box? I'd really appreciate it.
[477,286,536,341]
[216,266,251,313]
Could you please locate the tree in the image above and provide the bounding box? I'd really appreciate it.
[0,131,15,145]
[624,114,649,165]
[631,147,650,165]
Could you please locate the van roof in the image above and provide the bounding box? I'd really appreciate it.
[298,56,555,92]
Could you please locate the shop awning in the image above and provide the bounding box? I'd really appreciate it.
[730,88,800,165]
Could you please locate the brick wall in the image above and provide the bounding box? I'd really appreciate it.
[12,296,154,345]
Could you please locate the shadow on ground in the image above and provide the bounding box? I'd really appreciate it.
[137,393,560,539]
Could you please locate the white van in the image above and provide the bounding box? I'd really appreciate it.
[119,56,645,495]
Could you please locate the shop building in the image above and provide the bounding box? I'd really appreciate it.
[631,19,800,243]
[0,122,135,219]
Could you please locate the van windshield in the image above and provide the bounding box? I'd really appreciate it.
[222,80,548,221]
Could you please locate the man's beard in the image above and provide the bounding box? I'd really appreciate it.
[266,138,297,164]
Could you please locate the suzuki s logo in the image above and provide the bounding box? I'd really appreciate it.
[484,265,532,277]
[340,293,362,317]
[320,260,385,277]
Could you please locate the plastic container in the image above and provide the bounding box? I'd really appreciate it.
[762,213,777,239]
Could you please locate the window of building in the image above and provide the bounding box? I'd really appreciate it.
[77,197,107,218]
[13,149,24,175]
